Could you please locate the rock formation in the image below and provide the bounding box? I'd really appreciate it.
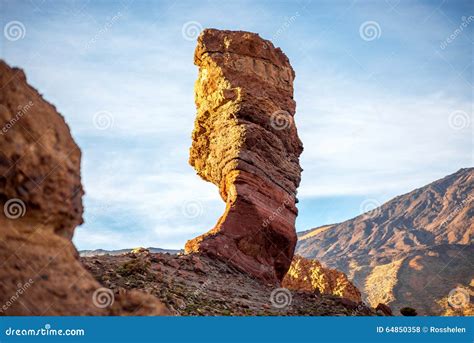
[82,250,381,316]
[185,29,303,283]
[297,168,474,315]
[282,255,362,303]
[0,60,169,315]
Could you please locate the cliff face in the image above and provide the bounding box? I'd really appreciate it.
[282,255,362,303]
[185,29,303,282]
[0,60,169,315]
[297,168,474,315]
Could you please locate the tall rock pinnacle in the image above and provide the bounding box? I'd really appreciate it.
[185,29,303,282]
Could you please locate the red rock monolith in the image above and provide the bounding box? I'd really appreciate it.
[185,29,303,282]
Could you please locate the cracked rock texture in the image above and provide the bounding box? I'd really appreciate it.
[185,29,303,282]
[282,255,362,303]
[0,60,169,315]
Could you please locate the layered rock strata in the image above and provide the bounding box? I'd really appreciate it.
[185,29,303,282]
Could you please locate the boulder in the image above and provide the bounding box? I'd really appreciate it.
[282,255,362,303]
[0,60,169,315]
[376,303,393,316]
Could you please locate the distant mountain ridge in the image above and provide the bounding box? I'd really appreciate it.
[296,168,473,315]
[79,247,181,257]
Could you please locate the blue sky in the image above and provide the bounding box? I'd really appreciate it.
[1,0,472,250]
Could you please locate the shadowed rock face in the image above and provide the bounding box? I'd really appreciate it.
[0,60,169,315]
[297,168,474,315]
[185,29,303,282]
[0,62,83,239]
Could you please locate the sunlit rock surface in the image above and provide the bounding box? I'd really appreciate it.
[282,255,362,303]
[185,29,303,282]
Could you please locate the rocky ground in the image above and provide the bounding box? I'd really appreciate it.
[297,168,474,315]
[82,249,384,316]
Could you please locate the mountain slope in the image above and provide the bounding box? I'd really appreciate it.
[296,168,473,315]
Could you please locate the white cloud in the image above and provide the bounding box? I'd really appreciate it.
[296,68,471,200]
[2,1,471,250]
